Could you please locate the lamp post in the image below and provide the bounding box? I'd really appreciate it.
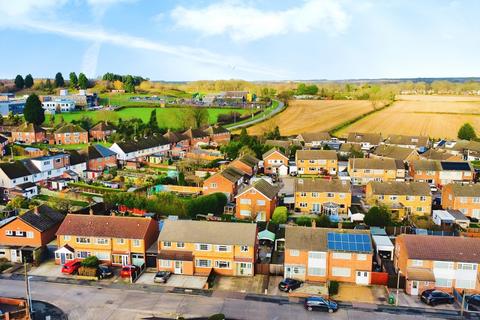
[395,270,402,306]
[27,276,33,314]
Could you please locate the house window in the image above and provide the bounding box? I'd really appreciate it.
[210,183,217,188]
[290,249,300,257]
[434,261,454,270]
[332,252,352,260]
[460,197,467,203]
[299,202,308,208]
[327,193,334,198]
[215,260,231,269]
[457,263,477,271]
[216,245,231,252]
[312,192,319,198]
[116,238,125,245]
[473,197,480,203]
[435,278,453,287]
[357,254,367,261]
[163,241,171,247]
[390,196,398,201]
[378,195,384,200]
[26,231,34,239]
[76,237,90,244]
[176,242,185,248]
[411,260,423,267]
[332,267,351,277]
[95,252,110,260]
[240,245,249,252]
[416,207,423,212]
[240,210,251,216]
[420,196,426,201]
[406,196,413,201]
[300,192,307,197]
[257,200,266,206]
[196,243,211,251]
[132,239,141,247]
[240,199,251,205]
[96,238,108,245]
[196,259,212,268]
[64,235,71,241]
[5,230,13,236]
[76,251,90,259]
[456,279,475,289]
[339,193,346,199]
[159,260,171,268]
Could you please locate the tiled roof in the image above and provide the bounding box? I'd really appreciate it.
[90,121,115,132]
[349,158,403,170]
[237,179,279,200]
[446,183,480,197]
[218,166,244,183]
[297,132,331,143]
[55,123,87,134]
[67,150,87,165]
[262,148,288,160]
[373,145,417,161]
[19,205,64,232]
[296,149,337,160]
[265,140,292,150]
[203,125,230,135]
[368,181,431,196]
[339,143,362,152]
[182,128,209,139]
[158,220,257,246]
[347,132,382,145]
[56,214,157,239]
[0,161,31,179]
[400,234,480,263]
[420,149,459,161]
[115,135,170,153]
[238,154,260,167]
[14,123,45,133]
[163,130,188,143]
[385,135,429,147]
[295,178,350,193]
[80,144,117,160]
[411,160,441,171]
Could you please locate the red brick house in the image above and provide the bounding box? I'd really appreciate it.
[229,154,260,176]
[203,125,231,145]
[163,130,190,156]
[182,128,210,147]
[89,121,116,141]
[12,123,46,144]
[54,124,88,145]
[79,144,118,177]
[203,166,245,200]
[235,179,279,221]
[262,148,289,175]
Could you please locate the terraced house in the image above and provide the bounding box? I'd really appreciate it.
[409,160,474,186]
[441,184,480,219]
[296,131,331,148]
[365,181,432,219]
[395,234,480,295]
[384,134,430,150]
[296,150,338,176]
[109,135,170,162]
[371,145,420,163]
[284,226,373,285]
[55,214,159,267]
[157,220,257,277]
[294,178,351,216]
[53,123,88,145]
[235,179,279,221]
[12,123,46,144]
[348,158,405,185]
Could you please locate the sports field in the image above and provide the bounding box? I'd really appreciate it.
[247,100,374,136]
[336,95,480,139]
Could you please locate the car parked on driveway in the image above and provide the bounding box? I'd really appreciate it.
[61,260,81,275]
[466,294,480,311]
[120,265,140,279]
[421,290,454,306]
[154,271,172,283]
[278,278,303,292]
[97,265,114,279]
[304,297,338,313]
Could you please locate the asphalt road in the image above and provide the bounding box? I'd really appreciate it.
[226,100,285,131]
[0,279,448,320]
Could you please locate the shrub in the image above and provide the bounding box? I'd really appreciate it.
[364,206,392,227]
[81,256,100,268]
[271,206,288,224]
[315,214,331,227]
[329,281,339,295]
[296,216,312,227]
[78,266,97,277]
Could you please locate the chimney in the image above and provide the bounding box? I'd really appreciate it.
[311,218,316,229]
[33,206,40,215]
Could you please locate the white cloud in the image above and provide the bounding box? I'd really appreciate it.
[81,41,102,77]
[171,0,350,42]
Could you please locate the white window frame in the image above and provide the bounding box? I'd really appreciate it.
[196,243,211,251]
[215,260,231,269]
[290,249,300,257]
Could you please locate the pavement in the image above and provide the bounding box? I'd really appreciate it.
[136,272,208,289]
[0,278,461,320]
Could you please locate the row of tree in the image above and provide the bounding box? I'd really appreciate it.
[14,72,89,91]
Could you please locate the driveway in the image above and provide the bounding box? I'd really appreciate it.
[395,290,459,311]
[135,272,208,289]
[29,260,66,279]
[266,276,288,296]
[214,275,267,294]
[334,284,387,304]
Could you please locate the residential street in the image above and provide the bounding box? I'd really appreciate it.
[0,279,450,320]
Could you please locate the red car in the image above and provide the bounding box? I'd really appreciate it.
[120,265,140,278]
[61,260,81,275]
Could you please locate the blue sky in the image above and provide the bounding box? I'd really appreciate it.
[0,0,479,81]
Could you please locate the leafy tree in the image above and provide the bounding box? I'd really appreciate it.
[264,126,281,140]
[296,83,318,95]
[24,74,34,88]
[148,109,158,131]
[78,73,88,89]
[315,214,331,227]
[14,75,24,89]
[24,94,45,125]
[271,206,288,224]
[184,107,208,129]
[72,116,94,131]
[81,256,99,268]
[54,72,65,87]
[49,114,55,126]
[458,123,477,140]
[124,75,135,93]
[44,79,54,93]
[69,72,78,88]
[364,206,391,227]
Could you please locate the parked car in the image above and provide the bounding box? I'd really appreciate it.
[154,271,172,283]
[421,290,454,306]
[120,265,140,279]
[61,260,81,275]
[466,294,480,311]
[97,265,114,279]
[304,297,338,313]
[278,278,303,292]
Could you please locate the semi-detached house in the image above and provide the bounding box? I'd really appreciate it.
[348,158,405,185]
[441,184,480,219]
[157,220,257,277]
[296,150,338,176]
[409,160,474,186]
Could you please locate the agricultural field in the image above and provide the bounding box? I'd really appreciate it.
[336,95,480,139]
[47,107,249,129]
[247,100,375,136]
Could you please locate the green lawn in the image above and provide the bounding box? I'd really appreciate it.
[47,107,250,129]
[34,194,89,207]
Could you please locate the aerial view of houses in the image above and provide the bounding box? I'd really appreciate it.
[1,1,480,319]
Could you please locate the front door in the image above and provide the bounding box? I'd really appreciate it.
[174,261,182,274]
[355,271,369,285]
[312,204,320,213]
[411,280,419,295]
[11,249,17,262]
[60,253,66,265]
[121,255,129,266]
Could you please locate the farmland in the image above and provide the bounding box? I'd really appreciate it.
[246,100,375,136]
[336,95,480,139]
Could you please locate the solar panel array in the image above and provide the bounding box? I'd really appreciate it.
[327,232,372,252]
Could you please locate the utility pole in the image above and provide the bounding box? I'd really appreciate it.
[24,263,31,320]
[395,270,401,306]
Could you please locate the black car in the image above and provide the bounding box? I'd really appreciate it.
[154,271,172,283]
[421,290,454,306]
[278,278,302,292]
[304,297,338,313]
[466,294,480,311]
[97,265,114,279]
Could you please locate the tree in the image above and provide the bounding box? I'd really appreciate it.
[364,206,391,227]
[124,75,135,93]
[49,114,55,126]
[148,109,158,131]
[458,123,477,140]
[78,73,88,89]
[24,94,45,125]
[24,74,34,88]
[271,206,288,224]
[54,72,65,87]
[184,107,208,128]
[14,75,24,89]
[69,72,78,88]
[44,79,53,93]
[113,80,124,91]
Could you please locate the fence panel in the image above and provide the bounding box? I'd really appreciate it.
[370,272,389,285]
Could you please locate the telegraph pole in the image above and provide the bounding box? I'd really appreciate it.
[24,263,31,319]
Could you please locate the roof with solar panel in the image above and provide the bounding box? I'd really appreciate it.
[327,232,373,253]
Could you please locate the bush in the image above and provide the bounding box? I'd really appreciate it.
[364,206,392,227]
[78,266,97,277]
[271,206,288,224]
[296,216,312,226]
[0,262,12,273]
[81,256,100,268]
[329,281,339,295]
[315,214,331,227]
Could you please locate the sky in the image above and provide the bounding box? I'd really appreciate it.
[0,0,479,81]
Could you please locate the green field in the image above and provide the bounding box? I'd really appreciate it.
[47,107,250,129]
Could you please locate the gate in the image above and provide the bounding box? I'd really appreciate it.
[370,272,389,285]
[255,263,270,275]
[387,274,406,289]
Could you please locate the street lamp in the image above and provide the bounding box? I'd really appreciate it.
[395,270,402,306]
[27,276,33,314]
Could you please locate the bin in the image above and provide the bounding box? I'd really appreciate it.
[388,293,395,305]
